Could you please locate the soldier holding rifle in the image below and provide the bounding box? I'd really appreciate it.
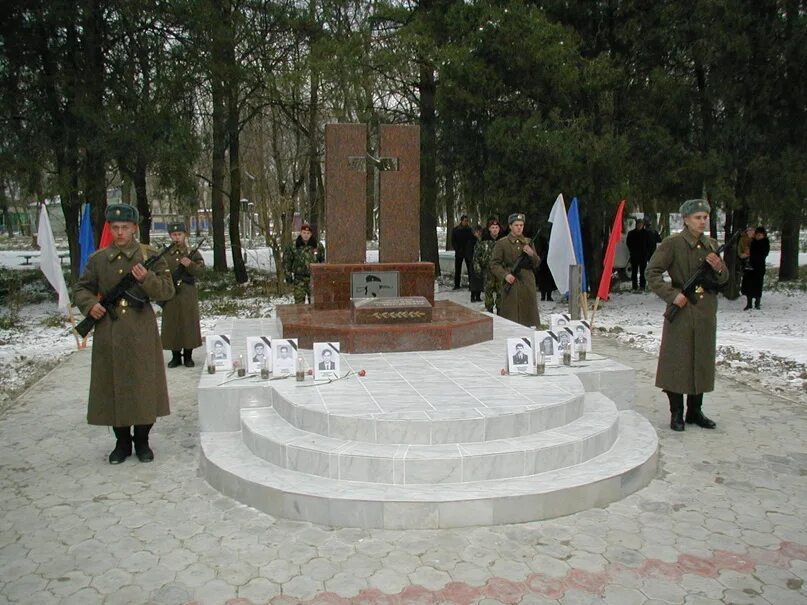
[74,204,175,464]
[490,213,540,327]
[160,222,204,369]
[647,199,728,432]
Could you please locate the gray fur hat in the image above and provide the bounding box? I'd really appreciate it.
[679,199,710,216]
[105,203,139,224]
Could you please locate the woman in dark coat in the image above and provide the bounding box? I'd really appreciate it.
[646,198,728,432]
[740,227,770,310]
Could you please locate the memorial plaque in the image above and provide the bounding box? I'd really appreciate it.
[350,271,400,299]
[379,124,420,263]
[325,124,367,264]
[351,296,433,325]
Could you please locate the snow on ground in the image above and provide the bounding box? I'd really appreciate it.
[1,243,805,410]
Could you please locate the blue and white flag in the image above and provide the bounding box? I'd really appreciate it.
[567,197,589,292]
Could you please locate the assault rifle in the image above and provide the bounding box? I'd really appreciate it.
[664,230,742,323]
[171,237,206,289]
[75,242,176,338]
[503,249,534,294]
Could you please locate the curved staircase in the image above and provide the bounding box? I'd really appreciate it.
[198,316,658,528]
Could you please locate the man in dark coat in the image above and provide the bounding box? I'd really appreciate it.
[490,213,540,327]
[160,222,204,368]
[626,218,650,291]
[647,199,728,432]
[74,204,175,464]
[451,215,474,290]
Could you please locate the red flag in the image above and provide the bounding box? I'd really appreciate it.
[99,222,113,248]
[596,200,626,301]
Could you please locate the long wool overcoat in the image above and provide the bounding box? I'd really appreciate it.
[490,233,541,328]
[74,240,175,426]
[160,244,204,350]
[646,228,728,395]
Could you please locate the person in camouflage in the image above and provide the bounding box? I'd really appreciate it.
[283,223,324,304]
[473,218,505,313]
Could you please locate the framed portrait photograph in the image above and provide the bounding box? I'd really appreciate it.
[568,320,592,353]
[246,336,272,374]
[272,338,298,377]
[549,313,573,331]
[313,342,340,380]
[506,337,534,374]
[206,334,232,371]
[555,327,577,359]
[533,330,561,366]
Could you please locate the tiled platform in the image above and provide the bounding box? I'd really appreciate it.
[198,314,658,528]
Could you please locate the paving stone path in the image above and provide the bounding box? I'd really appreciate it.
[1,324,806,604]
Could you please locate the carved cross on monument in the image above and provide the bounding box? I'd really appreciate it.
[325,123,420,264]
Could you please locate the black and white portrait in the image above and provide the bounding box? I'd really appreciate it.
[246,336,271,374]
[270,339,297,376]
[313,342,341,380]
[506,337,534,374]
[569,320,592,353]
[533,330,560,366]
[206,334,232,370]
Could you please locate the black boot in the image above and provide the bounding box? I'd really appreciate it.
[754,298,760,310]
[183,348,195,368]
[686,394,716,429]
[133,424,154,462]
[109,427,132,464]
[743,296,752,311]
[666,392,685,431]
[167,350,182,368]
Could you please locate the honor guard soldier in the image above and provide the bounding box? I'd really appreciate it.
[283,222,324,304]
[647,198,728,432]
[490,213,541,327]
[160,222,204,368]
[74,204,175,464]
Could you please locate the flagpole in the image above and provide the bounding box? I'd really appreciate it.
[590,296,601,328]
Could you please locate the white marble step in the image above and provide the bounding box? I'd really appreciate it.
[270,377,586,444]
[200,410,658,529]
[241,393,619,484]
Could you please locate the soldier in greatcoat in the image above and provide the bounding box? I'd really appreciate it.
[74,204,175,464]
[490,213,541,328]
[160,222,204,368]
[646,198,728,432]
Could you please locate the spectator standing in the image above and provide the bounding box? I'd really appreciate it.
[467,225,484,302]
[741,227,770,310]
[626,218,651,291]
[451,215,474,290]
[534,230,556,301]
[473,218,505,312]
[283,223,325,304]
[738,226,755,270]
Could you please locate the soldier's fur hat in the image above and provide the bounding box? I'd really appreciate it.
[105,203,139,224]
[679,199,710,216]
[167,222,187,233]
[508,213,525,224]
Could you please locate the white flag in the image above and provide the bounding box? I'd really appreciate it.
[547,193,576,296]
[37,204,70,312]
